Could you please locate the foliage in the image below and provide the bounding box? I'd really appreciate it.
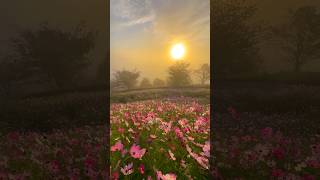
[112,69,140,90]
[194,63,210,85]
[167,62,192,87]
[272,6,320,72]
[139,78,152,88]
[211,0,262,76]
[152,78,166,87]
[11,22,96,89]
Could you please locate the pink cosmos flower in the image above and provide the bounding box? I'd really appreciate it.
[48,160,60,174]
[203,141,210,157]
[272,147,285,160]
[303,174,316,180]
[111,141,124,152]
[121,163,134,175]
[7,132,20,141]
[121,149,128,157]
[174,127,183,139]
[271,169,284,178]
[138,164,145,174]
[130,144,146,159]
[156,171,177,180]
[261,127,273,139]
[111,171,119,180]
[118,127,125,133]
[84,156,96,169]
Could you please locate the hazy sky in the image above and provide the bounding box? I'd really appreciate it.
[110,0,210,80]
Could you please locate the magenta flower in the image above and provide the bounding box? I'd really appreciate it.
[118,127,125,133]
[156,171,177,180]
[174,127,183,139]
[111,140,124,152]
[48,160,60,174]
[261,127,273,139]
[271,169,284,178]
[130,144,146,159]
[138,164,145,174]
[111,171,119,180]
[203,141,210,157]
[272,147,285,160]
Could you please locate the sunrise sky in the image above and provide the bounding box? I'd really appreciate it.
[110,0,210,80]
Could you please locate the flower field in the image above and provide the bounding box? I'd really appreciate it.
[213,108,320,179]
[110,98,210,179]
[0,126,108,179]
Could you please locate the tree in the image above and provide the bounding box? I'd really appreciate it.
[97,56,107,85]
[153,78,166,87]
[11,22,96,89]
[195,63,210,85]
[211,0,262,77]
[139,78,152,88]
[112,69,140,90]
[167,62,191,87]
[0,59,22,98]
[272,6,320,73]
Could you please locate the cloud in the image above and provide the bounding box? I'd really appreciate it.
[149,0,210,42]
[111,0,210,40]
[111,0,155,28]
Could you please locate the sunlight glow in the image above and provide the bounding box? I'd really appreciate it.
[170,43,185,60]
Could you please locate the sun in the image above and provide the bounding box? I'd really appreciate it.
[170,43,185,60]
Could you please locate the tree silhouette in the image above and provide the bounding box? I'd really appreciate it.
[211,0,262,77]
[272,6,320,73]
[112,69,140,90]
[0,59,22,98]
[167,62,191,87]
[153,78,166,87]
[11,22,96,89]
[97,56,107,85]
[195,63,210,85]
[139,78,152,88]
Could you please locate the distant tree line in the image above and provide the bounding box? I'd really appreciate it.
[111,62,210,91]
[211,0,320,77]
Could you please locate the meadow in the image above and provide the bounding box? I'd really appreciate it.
[0,90,109,179]
[0,87,210,179]
[110,98,210,179]
[213,81,320,179]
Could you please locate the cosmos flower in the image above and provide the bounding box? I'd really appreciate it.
[156,171,177,180]
[111,140,124,152]
[130,144,146,159]
[138,164,145,174]
[120,163,134,175]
